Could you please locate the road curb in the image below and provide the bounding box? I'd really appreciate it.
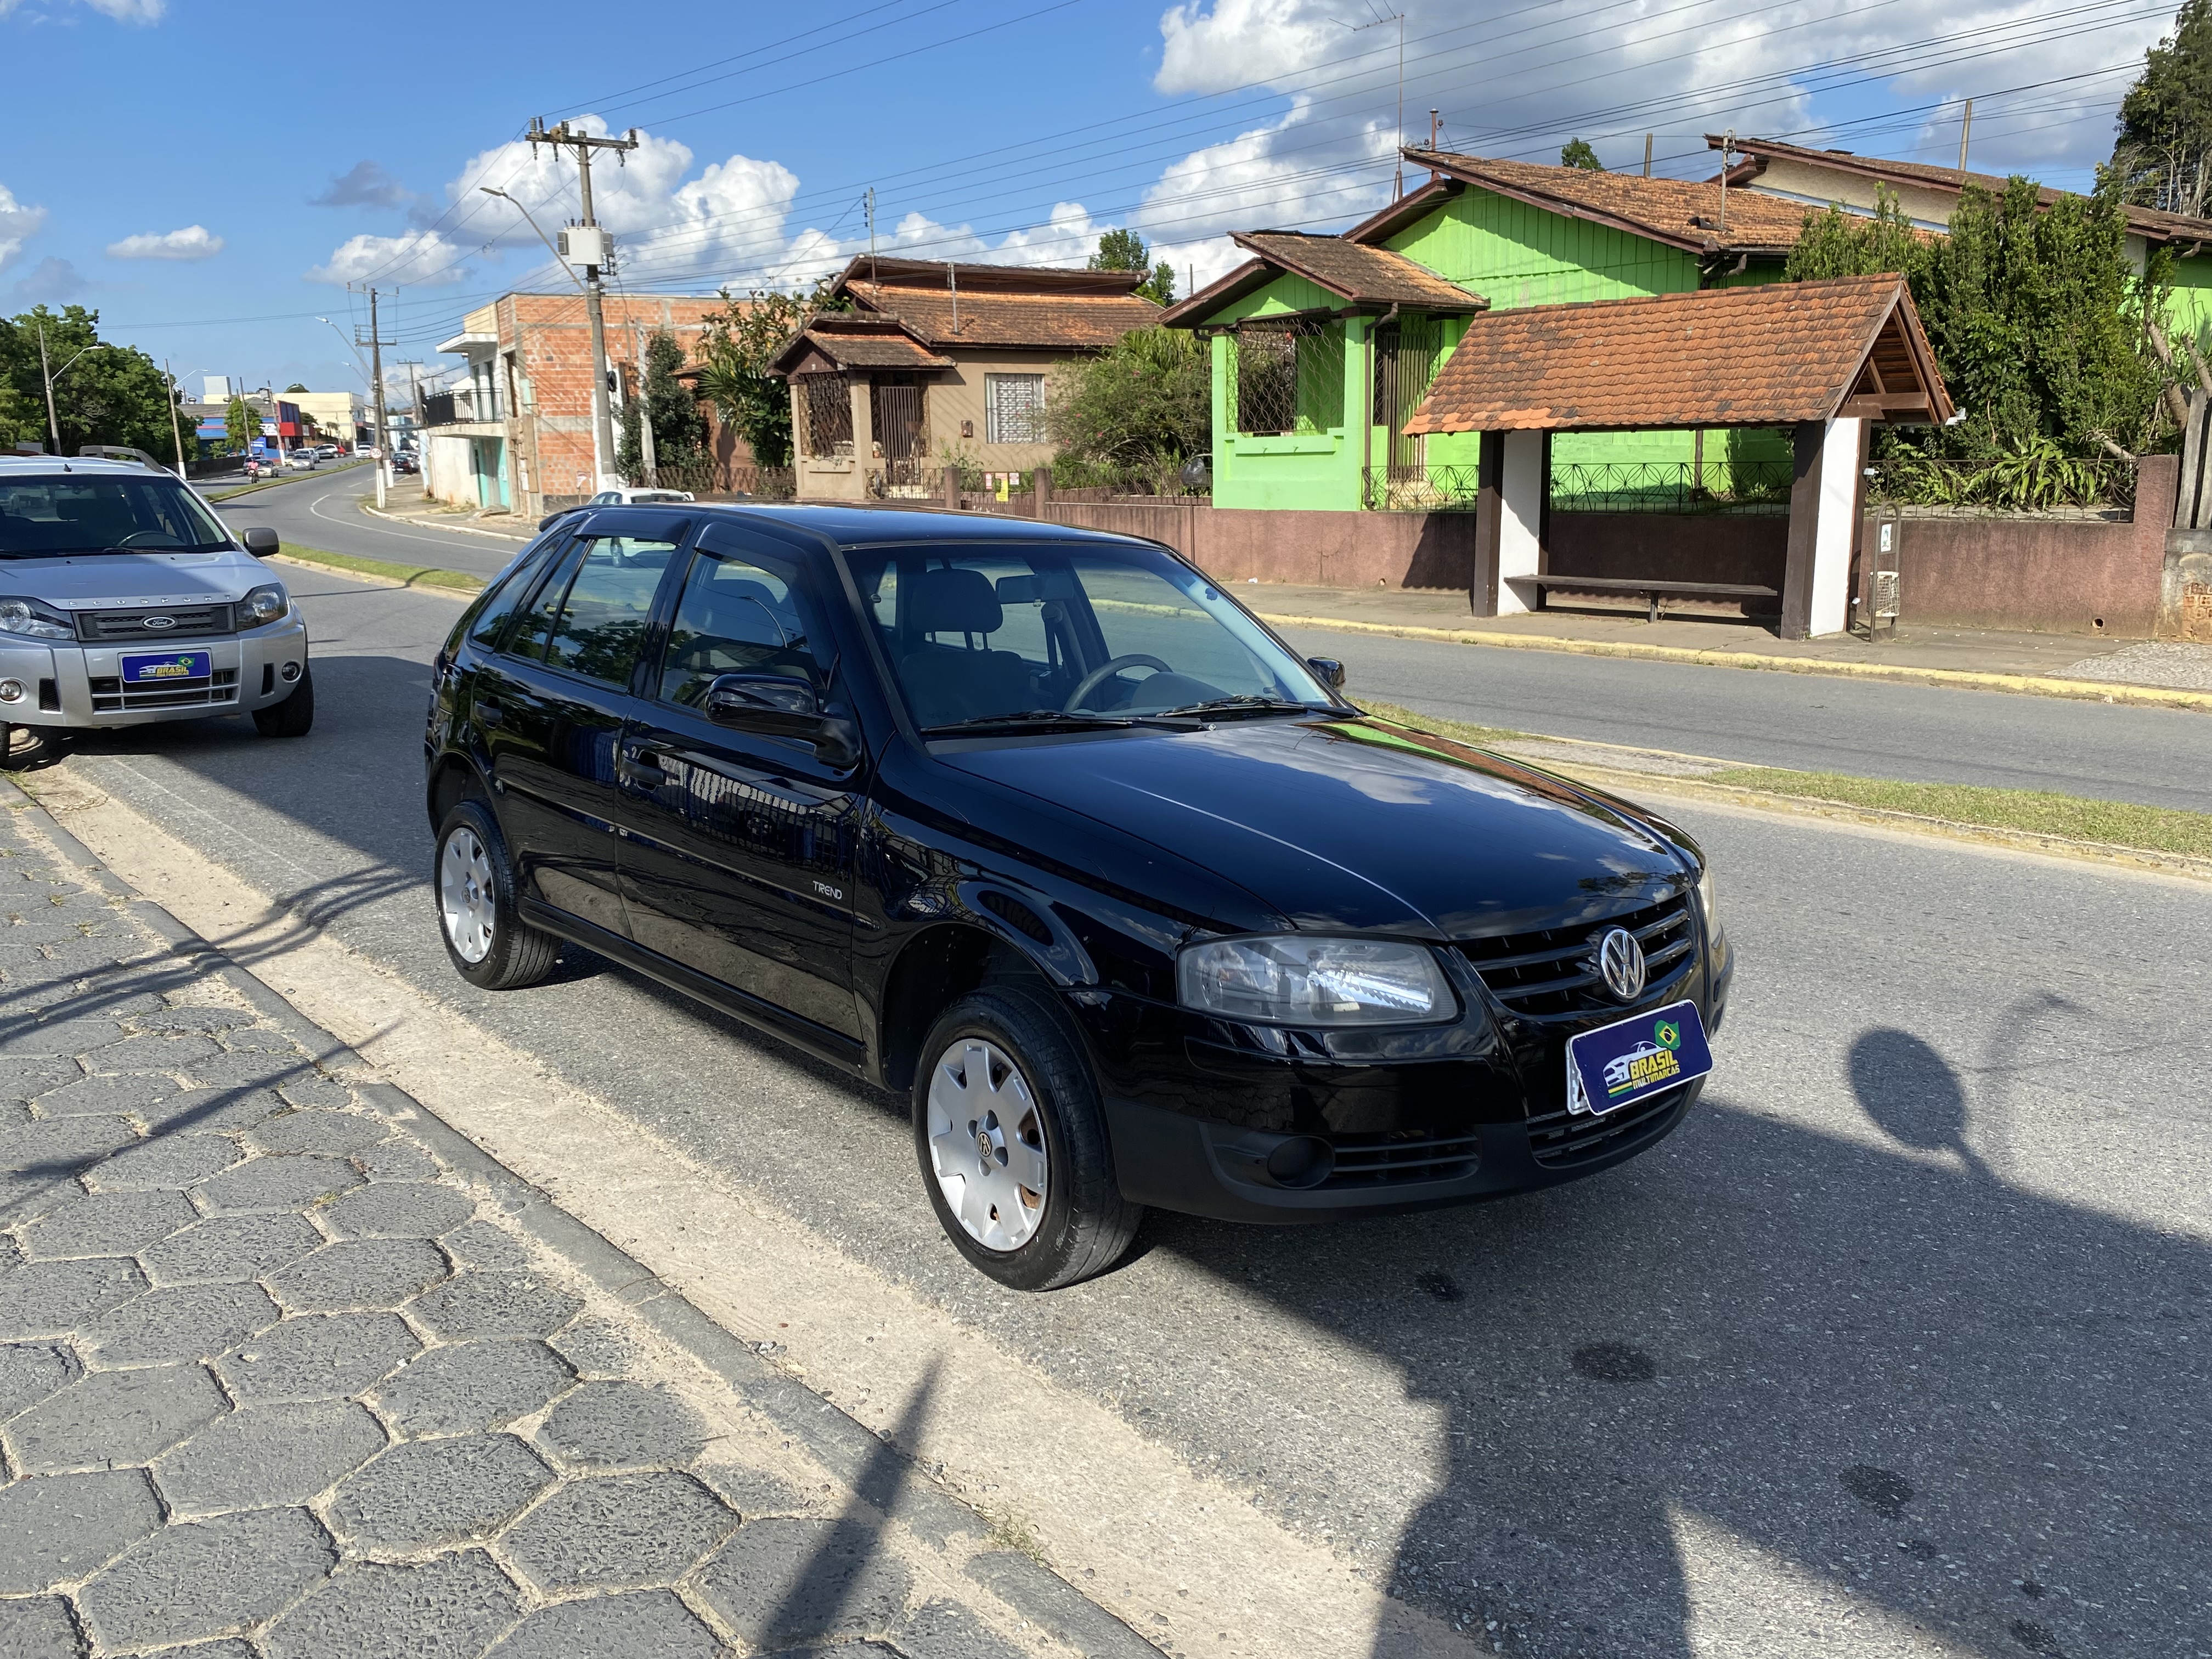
[361,498,534,543]
[0,774,1162,1659]
[1259,610,2212,713]
[270,546,486,597]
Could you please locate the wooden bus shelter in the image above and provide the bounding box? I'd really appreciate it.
[1403,273,1954,639]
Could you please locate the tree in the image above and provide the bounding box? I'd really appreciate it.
[2113,0,2212,216]
[1784,172,2175,457]
[1044,325,1209,488]
[1560,138,1605,171]
[1088,228,1175,306]
[224,396,257,455]
[283,381,309,394]
[691,281,845,470]
[616,328,709,482]
[0,305,177,456]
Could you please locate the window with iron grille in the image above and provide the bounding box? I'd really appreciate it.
[1233,316,1341,436]
[1372,317,1442,478]
[801,375,853,458]
[984,374,1046,444]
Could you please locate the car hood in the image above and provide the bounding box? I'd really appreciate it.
[938,713,1692,938]
[0,549,268,608]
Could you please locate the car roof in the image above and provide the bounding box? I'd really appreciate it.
[594,500,1163,554]
[0,455,171,477]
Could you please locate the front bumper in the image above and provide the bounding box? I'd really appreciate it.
[1073,930,1730,1224]
[0,616,309,730]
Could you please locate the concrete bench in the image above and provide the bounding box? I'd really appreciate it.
[1532,575,1781,624]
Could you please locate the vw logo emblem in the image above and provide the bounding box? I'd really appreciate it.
[1596,927,1646,1002]
[141,616,176,630]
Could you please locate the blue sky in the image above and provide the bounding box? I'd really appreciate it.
[0,0,2169,402]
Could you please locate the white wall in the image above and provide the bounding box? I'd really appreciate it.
[1495,429,1545,618]
[1809,417,1863,638]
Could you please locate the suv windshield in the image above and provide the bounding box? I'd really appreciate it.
[847,542,1335,733]
[0,473,234,557]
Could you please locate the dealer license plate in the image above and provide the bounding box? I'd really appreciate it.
[1566,999,1712,1116]
[120,650,211,685]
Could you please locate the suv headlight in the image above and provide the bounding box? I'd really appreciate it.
[0,597,74,641]
[239,583,289,625]
[1177,935,1454,1026]
[1695,865,1719,935]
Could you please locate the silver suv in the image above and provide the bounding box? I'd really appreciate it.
[0,455,312,759]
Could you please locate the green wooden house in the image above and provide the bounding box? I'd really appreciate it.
[1162,150,1820,515]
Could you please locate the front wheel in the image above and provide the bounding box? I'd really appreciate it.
[252,664,315,737]
[1,725,66,771]
[914,986,1142,1290]
[434,800,558,990]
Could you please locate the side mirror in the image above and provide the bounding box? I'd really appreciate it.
[241,526,279,556]
[1306,656,1346,692]
[703,674,861,769]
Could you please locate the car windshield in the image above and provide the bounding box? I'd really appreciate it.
[0,473,234,557]
[845,541,1336,733]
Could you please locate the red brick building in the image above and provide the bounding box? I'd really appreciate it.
[428,291,737,517]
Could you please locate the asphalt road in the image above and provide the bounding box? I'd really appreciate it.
[46,567,2211,1659]
[206,465,526,583]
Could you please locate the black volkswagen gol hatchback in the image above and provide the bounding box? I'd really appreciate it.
[424,505,1732,1289]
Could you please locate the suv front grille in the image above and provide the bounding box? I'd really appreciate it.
[75,603,236,642]
[1527,1082,1691,1168]
[1458,895,1696,1020]
[88,667,238,713]
[1320,1127,1481,1188]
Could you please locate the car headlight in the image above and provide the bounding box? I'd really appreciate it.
[1177,935,1454,1026]
[1695,865,1719,935]
[0,597,74,641]
[239,583,289,625]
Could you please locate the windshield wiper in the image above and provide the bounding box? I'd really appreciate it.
[1154,696,1329,720]
[922,708,1200,736]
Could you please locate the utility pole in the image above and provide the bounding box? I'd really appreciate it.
[351,285,396,509]
[162,359,189,479]
[37,326,60,455]
[528,116,638,492]
[1956,99,1973,180]
[399,359,425,452]
[866,187,878,289]
[628,313,658,487]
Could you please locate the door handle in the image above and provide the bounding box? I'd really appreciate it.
[476,699,504,728]
[618,751,669,788]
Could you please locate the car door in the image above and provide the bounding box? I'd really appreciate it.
[476,515,685,941]
[614,522,864,1038]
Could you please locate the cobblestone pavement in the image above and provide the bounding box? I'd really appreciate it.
[0,794,1143,1658]
[2058,638,2212,691]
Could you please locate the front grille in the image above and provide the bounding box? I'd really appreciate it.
[88,668,238,713]
[75,603,236,642]
[1527,1082,1690,1168]
[1321,1127,1481,1188]
[1458,895,1695,1020]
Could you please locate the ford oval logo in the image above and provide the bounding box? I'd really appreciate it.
[141,616,177,631]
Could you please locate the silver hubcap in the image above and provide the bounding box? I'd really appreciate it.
[439,827,496,964]
[926,1037,1048,1251]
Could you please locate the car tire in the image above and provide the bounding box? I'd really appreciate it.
[0,725,66,770]
[913,985,1142,1291]
[433,800,559,991]
[252,664,315,738]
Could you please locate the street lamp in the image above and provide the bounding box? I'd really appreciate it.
[36,322,106,456]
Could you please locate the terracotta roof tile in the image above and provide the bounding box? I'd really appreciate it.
[1404,274,1951,434]
[768,318,955,377]
[1404,149,1815,253]
[1231,232,1487,309]
[847,286,1163,349]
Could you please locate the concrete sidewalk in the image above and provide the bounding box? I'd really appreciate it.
[364,479,533,543]
[0,788,1152,1659]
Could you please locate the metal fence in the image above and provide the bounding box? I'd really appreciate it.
[1359,459,1793,514]
[622,459,796,500]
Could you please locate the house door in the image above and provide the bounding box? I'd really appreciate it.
[871,377,927,492]
[1373,319,1442,485]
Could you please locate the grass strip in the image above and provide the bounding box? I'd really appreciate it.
[274,541,485,595]
[1701,768,2212,859]
[206,459,369,502]
[1357,699,2212,860]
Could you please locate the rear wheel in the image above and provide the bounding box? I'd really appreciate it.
[253,664,315,738]
[914,986,1141,1290]
[435,800,558,990]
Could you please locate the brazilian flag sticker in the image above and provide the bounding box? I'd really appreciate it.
[1655,1019,1681,1050]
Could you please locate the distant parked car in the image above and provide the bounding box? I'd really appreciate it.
[585,487,695,506]
[283,450,318,471]
[314,444,338,459]
[391,452,419,475]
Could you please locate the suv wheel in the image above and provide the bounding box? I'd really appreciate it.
[1,725,66,770]
[914,986,1142,1290]
[435,800,558,990]
[252,664,315,738]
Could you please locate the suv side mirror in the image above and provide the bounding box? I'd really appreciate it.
[703,674,861,769]
[241,526,279,556]
[1306,656,1346,692]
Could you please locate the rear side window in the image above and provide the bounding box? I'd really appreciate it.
[503,539,588,663]
[466,538,565,650]
[542,535,679,686]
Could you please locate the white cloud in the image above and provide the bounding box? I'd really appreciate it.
[1156,0,1342,95]
[3,256,87,307]
[105,224,222,261]
[0,0,165,18]
[0,182,47,272]
[306,229,472,287]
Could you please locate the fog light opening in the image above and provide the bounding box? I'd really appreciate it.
[0,680,24,704]
[1264,1135,1335,1189]
[279,662,302,683]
